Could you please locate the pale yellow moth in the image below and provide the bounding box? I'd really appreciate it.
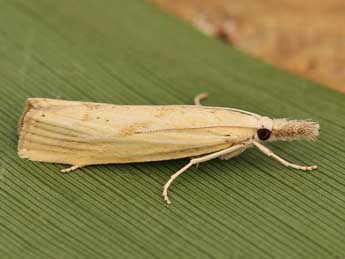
[18,94,319,204]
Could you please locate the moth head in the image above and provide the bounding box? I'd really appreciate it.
[254,118,319,142]
[254,116,273,141]
[267,119,319,142]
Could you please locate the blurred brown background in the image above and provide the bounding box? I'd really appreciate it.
[153,0,345,92]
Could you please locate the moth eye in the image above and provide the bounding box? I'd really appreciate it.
[257,128,271,141]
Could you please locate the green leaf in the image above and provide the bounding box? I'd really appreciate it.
[1,0,345,258]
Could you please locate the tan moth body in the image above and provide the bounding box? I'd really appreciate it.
[18,99,258,165]
[18,94,319,204]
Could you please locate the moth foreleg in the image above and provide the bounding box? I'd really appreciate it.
[253,141,317,171]
[219,146,246,160]
[61,165,84,173]
[194,92,209,106]
[163,143,248,205]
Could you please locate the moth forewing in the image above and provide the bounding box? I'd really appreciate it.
[18,98,257,166]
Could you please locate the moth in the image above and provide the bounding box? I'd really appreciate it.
[18,94,319,204]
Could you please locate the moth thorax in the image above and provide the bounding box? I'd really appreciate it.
[271,119,319,141]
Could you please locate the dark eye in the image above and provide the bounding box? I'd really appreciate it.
[257,128,271,141]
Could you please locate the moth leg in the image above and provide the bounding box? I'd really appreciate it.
[61,165,84,173]
[163,143,248,204]
[194,92,209,105]
[219,146,246,160]
[195,142,243,166]
[253,141,317,171]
